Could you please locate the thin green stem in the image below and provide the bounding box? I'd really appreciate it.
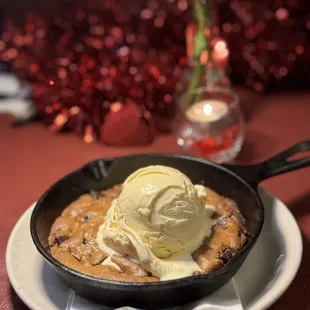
[184,0,208,108]
[184,0,227,109]
[193,0,208,59]
[183,64,202,110]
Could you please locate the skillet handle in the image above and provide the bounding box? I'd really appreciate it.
[225,140,310,186]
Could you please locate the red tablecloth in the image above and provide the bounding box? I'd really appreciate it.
[0,88,309,309]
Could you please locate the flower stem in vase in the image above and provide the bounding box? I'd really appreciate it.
[184,0,215,109]
[183,64,202,111]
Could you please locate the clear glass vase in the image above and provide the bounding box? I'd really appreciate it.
[176,87,244,163]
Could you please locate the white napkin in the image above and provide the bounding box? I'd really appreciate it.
[66,279,243,310]
[0,73,36,120]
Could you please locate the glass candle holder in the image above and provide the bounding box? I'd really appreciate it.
[176,87,244,163]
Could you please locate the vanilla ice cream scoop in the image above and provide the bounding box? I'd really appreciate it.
[97,166,215,280]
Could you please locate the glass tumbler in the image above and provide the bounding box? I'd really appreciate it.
[176,87,244,163]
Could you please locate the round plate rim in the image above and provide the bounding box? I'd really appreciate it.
[6,203,38,310]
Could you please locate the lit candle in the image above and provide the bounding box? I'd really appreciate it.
[213,39,229,70]
[186,99,229,123]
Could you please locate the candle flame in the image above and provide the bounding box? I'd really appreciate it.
[214,40,229,59]
[203,104,213,115]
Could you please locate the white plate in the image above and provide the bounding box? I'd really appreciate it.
[6,189,302,310]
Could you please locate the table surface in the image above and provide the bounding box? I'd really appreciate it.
[0,88,309,310]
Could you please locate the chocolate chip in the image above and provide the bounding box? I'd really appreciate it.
[146,270,153,277]
[95,257,106,265]
[55,236,69,245]
[71,252,82,261]
[83,238,88,244]
[220,246,234,263]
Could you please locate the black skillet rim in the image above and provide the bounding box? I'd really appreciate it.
[30,153,264,290]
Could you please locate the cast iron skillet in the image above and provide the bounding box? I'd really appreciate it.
[30,140,310,309]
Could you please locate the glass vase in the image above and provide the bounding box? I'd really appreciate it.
[176,87,244,163]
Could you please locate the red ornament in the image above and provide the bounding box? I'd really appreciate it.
[190,124,241,158]
[100,99,155,145]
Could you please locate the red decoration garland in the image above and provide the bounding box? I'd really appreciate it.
[216,0,310,91]
[1,0,309,144]
[0,0,191,144]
